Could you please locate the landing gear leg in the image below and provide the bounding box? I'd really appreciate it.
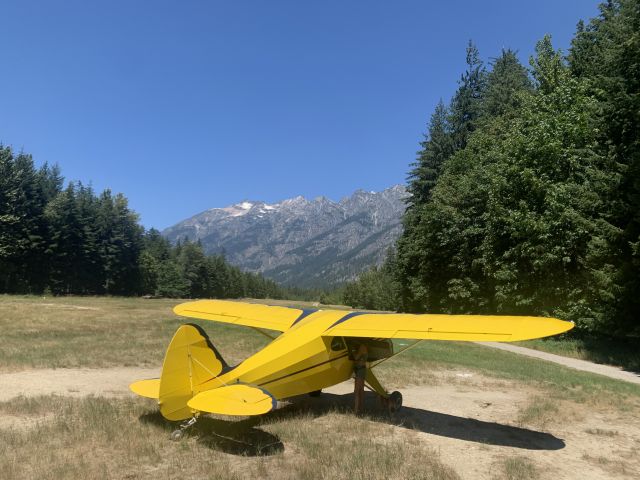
[170,415,197,441]
[364,368,402,414]
[353,345,368,415]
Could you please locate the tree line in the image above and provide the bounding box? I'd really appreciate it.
[344,0,639,341]
[0,147,284,299]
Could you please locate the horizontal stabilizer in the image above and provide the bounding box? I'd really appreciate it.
[130,379,160,399]
[187,384,277,416]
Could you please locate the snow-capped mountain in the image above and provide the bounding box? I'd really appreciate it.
[162,185,408,288]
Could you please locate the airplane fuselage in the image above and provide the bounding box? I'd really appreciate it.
[197,310,357,400]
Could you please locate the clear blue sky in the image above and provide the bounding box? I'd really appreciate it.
[1,0,600,230]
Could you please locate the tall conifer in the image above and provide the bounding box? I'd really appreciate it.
[449,41,487,150]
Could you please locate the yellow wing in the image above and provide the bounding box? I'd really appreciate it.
[173,299,316,332]
[323,312,573,342]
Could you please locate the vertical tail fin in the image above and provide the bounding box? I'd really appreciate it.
[158,323,228,421]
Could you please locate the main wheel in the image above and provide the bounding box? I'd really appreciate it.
[388,391,402,413]
[308,389,322,397]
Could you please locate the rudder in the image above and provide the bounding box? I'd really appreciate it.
[159,323,228,421]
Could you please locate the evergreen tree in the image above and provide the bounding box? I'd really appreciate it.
[0,146,21,292]
[155,259,189,298]
[568,0,640,337]
[343,251,401,311]
[44,185,84,294]
[481,49,532,119]
[74,183,102,293]
[396,42,486,312]
[37,162,64,202]
[406,100,452,207]
[395,35,616,330]
[449,41,487,150]
[207,254,231,298]
[0,149,49,293]
[143,228,172,261]
[176,240,210,298]
[139,229,173,295]
[95,191,143,294]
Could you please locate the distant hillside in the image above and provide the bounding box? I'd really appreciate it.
[162,185,407,288]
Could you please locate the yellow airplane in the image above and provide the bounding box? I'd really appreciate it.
[130,300,573,438]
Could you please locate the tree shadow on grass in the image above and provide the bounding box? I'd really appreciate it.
[138,390,565,456]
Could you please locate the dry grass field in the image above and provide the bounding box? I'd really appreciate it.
[1,295,639,479]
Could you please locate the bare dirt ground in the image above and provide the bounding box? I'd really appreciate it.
[1,366,638,479]
[0,367,159,401]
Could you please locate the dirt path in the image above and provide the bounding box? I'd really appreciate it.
[0,367,159,401]
[477,342,640,385]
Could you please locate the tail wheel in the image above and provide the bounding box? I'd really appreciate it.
[388,391,402,413]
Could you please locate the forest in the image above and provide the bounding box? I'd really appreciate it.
[0,150,284,300]
[344,0,639,341]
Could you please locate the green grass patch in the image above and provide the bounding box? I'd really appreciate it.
[516,335,640,372]
[393,340,640,402]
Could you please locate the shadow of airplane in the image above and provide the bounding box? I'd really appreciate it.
[139,390,565,456]
[140,411,285,456]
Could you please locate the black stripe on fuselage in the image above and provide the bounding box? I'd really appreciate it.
[257,352,350,387]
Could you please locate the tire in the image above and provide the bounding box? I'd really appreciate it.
[388,391,402,413]
[170,429,184,441]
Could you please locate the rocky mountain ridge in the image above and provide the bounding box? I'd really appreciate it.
[162,185,407,288]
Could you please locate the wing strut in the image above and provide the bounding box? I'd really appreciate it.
[370,339,423,368]
[250,327,278,340]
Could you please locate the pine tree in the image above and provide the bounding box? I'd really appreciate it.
[481,49,532,119]
[206,255,231,298]
[0,149,49,292]
[0,146,20,292]
[95,191,143,294]
[177,240,210,298]
[395,42,486,312]
[74,183,102,293]
[406,100,452,207]
[38,162,64,202]
[156,259,188,297]
[449,41,487,150]
[44,185,84,294]
[568,0,640,337]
